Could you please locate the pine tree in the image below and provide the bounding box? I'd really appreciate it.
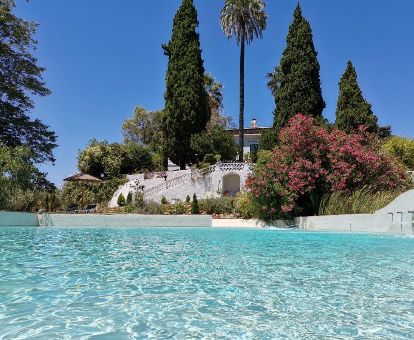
[335,61,379,134]
[268,4,325,132]
[163,0,209,169]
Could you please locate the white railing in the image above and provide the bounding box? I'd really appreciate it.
[218,162,248,172]
[144,173,191,199]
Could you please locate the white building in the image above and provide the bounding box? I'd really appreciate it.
[227,118,273,157]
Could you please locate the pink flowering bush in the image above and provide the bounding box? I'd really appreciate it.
[247,114,410,221]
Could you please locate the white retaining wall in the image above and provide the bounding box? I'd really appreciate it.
[212,219,293,228]
[110,163,252,208]
[0,211,39,226]
[296,189,414,235]
[44,214,212,228]
[375,189,414,215]
[295,213,414,235]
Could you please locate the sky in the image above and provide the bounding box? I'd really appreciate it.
[14,0,414,186]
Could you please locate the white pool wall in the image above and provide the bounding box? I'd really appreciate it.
[0,211,39,226]
[45,214,212,228]
[295,213,414,235]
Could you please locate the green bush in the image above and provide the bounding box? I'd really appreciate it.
[191,194,200,214]
[203,153,216,165]
[134,192,145,209]
[190,126,238,163]
[234,193,259,219]
[161,196,168,205]
[117,193,126,207]
[259,129,278,151]
[168,200,190,215]
[382,136,414,170]
[199,196,234,215]
[144,201,165,215]
[78,140,154,179]
[61,176,127,209]
[124,205,135,213]
[319,188,403,215]
[126,192,133,205]
[186,195,191,203]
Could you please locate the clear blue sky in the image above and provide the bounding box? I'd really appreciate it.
[15,0,414,185]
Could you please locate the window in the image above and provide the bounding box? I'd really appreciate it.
[250,144,259,153]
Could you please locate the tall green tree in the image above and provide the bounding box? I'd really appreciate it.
[0,145,53,211]
[122,107,164,152]
[268,4,325,132]
[0,0,57,163]
[163,0,209,170]
[221,0,267,162]
[77,140,154,180]
[335,61,380,134]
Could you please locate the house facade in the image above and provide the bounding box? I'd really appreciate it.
[226,119,273,157]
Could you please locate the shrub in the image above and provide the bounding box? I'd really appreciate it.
[167,201,191,215]
[186,195,191,203]
[134,192,145,209]
[198,162,211,169]
[190,126,238,163]
[199,196,234,215]
[143,201,165,215]
[234,193,259,219]
[117,193,126,207]
[259,129,278,151]
[382,136,414,170]
[247,114,410,221]
[61,176,127,209]
[191,194,200,214]
[126,192,133,205]
[124,205,135,213]
[161,196,168,205]
[78,140,154,180]
[199,197,213,214]
[203,153,216,165]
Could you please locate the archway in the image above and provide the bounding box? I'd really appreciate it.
[222,173,241,197]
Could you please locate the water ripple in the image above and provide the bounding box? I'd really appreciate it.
[0,227,413,339]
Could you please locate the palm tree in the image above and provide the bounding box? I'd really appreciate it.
[220,0,267,162]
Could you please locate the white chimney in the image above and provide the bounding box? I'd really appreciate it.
[251,118,257,128]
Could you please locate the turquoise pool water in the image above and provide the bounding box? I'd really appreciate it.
[0,227,413,339]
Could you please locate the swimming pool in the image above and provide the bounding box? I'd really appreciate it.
[0,227,413,338]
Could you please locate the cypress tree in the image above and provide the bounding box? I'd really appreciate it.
[191,193,200,214]
[126,192,133,205]
[163,0,209,169]
[117,193,126,207]
[335,61,379,134]
[268,4,325,132]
